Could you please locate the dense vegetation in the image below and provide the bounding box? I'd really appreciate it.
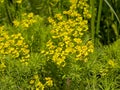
[0,0,120,90]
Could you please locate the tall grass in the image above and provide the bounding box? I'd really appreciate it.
[96,0,103,46]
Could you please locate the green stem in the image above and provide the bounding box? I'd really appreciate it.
[96,0,103,45]
[90,0,95,43]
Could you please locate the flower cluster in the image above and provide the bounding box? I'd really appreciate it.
[69,0,91,18]
[13,12,38,29]
[78,0,91,18]
[0,26,30,64]
[45,77,53,87]
[41,1,94,66]
[29,74,53,90]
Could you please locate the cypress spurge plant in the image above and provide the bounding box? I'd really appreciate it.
[0,25,30,64]
[41,0,93,66]
[41,0,94,89]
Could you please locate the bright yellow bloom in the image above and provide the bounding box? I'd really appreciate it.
[0,0,4,3]
[0,62,6,69]
[16,0,22,4]
[34,75,39,79]
[29,79,35,84]
[35,81,44,90]
[22,22,29,28]
[28,13,34,18]
[16,40,23,46]
[55,14,63,20]
[45,77,53,87]
[13,20,20,27]
[0,26,30,63]
[108,60,115,67]
[0,37,4,41]
[41,0,94,66]
[74,38,82,44]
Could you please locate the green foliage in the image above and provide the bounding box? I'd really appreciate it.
[90,0,120,45]
[1,0,120,90]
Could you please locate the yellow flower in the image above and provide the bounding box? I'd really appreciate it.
[24,45,28,48]
[73,38,82,44]
[16,40,23,46]
[24,54,30,59]
[13,20,20,27]
[42,0,94,66]
[20,59,25,62]
[29,19,36,24]
[3,33,9,39]
[0,46,2,50]
[0,43,4,49]
[48,17,55,24]
[34,75,39,79]
[16,0,22,4]
[108,60,115,67]
[41,50,45,54]
[0,62,6,69]
[23,23,29,28]
[45,77,53,87]
[8,40,15,44]
[22,13,27,16]
[29,79,35,84]
[0,49,4,54]
[28,13,34,18]
[0,37,4,41]
[55,14,63,20]
[84,58,88,62]
[4,42,10,48]
[35,81,44,90]
[49,50,54,55]
[23,62,28,66]
[0,0,4,3]
[82,46,87,51]
[23,49,30,55]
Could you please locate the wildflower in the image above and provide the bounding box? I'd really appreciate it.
[0,0,4,3]
[0,29,30,62]
[29,79,35,84]
[74,38,82,44]
[55,14,63,20]
[22,22,29,28]
[34,75,39,79]
[16,0,22,4]
[16,40,23,46]
[0,45,3,50]
[13,20,20,27]
[0,62,6,69]
[24,54,30,59]
[84,58,88,62]
[28,13,34,18]
[35,81,44,90]
[3,33,9,39]
[45,77,53,87]
[108,60,115,67]
[48,17,55,24]
[41,0,94,66]
[22,13,27,16]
